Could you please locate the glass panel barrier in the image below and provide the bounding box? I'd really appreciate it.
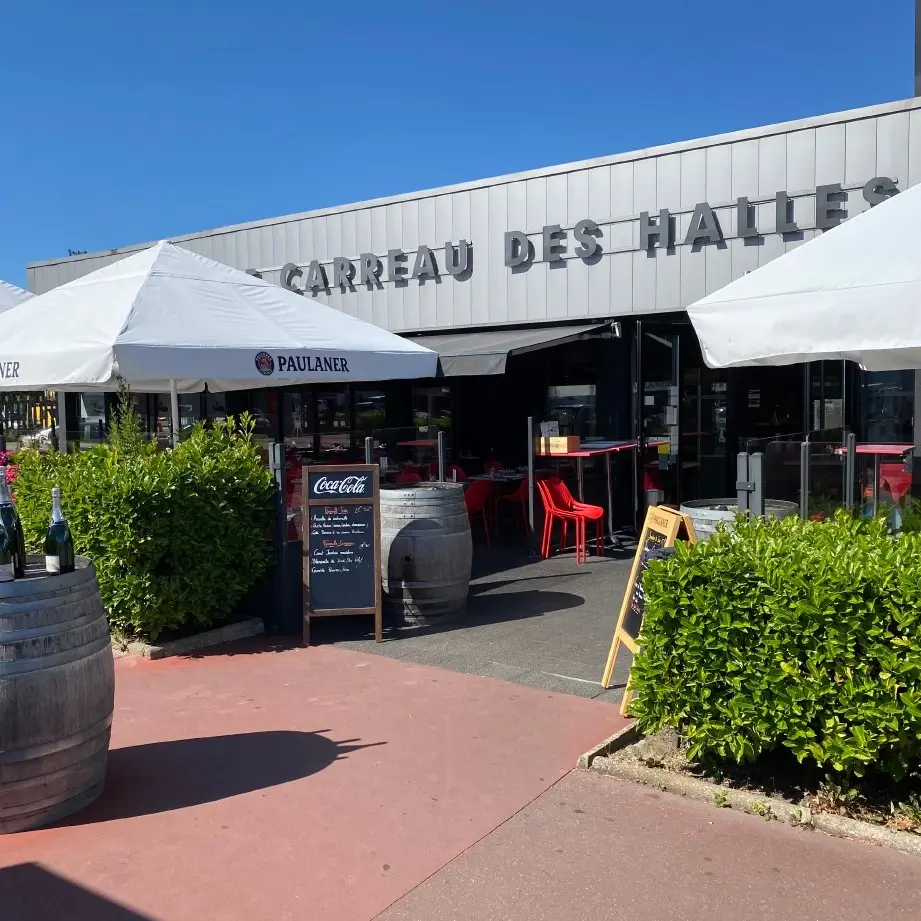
[372,426,445,484]
[805,441,848,521]
[763,440,805,510]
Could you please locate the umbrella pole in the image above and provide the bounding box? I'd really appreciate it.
[56,390,68,453]
[169,380,180,447]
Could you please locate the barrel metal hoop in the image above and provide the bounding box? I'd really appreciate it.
[0,711,113,765]
[0,633,112,677]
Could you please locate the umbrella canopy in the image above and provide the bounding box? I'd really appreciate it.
[0,241,438,391]
[0,279,33,312]
[687,182,921,371]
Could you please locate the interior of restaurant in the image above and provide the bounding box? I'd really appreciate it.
[63,314,915,536]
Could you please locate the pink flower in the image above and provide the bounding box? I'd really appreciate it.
[5,465,18,485]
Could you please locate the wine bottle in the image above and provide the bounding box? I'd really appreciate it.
[44,487,75,575]
[0,466,25,578]
[0,519,12,582]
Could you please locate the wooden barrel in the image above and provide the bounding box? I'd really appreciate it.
[679,498,798,541]
[0,557,115,833]
[380,484,472,625]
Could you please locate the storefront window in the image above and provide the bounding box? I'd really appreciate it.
[862,371,914,443]
[205,391,228,424]
[77,393,107,445]
[316,387,351,463]
[355,390,386,438]
[547,385,597,440]
[413,386,452,439]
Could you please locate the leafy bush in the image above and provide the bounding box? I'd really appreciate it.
[12,415,275,641]
[630,511,921,782]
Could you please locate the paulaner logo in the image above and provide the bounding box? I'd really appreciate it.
[313,475,368,495]
[254,352,275,375]
[277,355,349,373]
[0,361,20,380]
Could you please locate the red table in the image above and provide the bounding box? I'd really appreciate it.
[535,439,669,546]
[834,443,913,514]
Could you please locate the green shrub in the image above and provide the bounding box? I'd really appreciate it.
[629,511,921,782]
[12,415,275,641]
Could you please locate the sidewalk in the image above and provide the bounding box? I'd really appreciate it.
[378,769,921,921]
[0,644,621,921]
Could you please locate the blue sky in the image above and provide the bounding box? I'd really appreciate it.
[0,0,913,287]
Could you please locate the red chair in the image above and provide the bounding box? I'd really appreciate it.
[537,479,581,559]
[484,458,502,473]
[396,470,421,484]
[465,479,493,547]
[497,478,529,535]
[881,463,912,503]
[546,477,604,562]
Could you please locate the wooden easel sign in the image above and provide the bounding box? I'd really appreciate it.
[600,505,697,716]
[302,464,382,646]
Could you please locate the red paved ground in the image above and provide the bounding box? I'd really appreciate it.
[0,644,622,921]
[379,770,921,921]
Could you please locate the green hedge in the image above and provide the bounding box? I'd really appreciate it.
[12,416,275,641]
[630,512,921,782]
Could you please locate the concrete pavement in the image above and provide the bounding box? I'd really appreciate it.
[0,644,622,921]
[378,769,921,921]
[315,547,635,702]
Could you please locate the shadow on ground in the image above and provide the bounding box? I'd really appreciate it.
[0,864,157,921]
[56,731,383,825]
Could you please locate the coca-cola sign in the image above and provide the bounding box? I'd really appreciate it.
[308,471,373,499]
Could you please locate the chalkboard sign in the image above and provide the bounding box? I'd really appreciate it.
[302,465,381,646]
[600,506,697,715]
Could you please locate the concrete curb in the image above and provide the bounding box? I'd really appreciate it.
[576,722,641,769]
[113,617,265,660]
[583,751,921,858]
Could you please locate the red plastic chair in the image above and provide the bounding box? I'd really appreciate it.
[497,478,529,535]
[880,463,912,502]
[546,477,604,562]
[465,479,493,547]
[483,458,502,473]
[537,478,582,560]
[395,470,421,484]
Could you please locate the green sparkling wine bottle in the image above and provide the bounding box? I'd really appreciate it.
[0,466,26,579]
[0,519,12,582]
[44,487,75,575]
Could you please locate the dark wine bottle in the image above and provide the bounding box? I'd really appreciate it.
[44,487,75,575]
[0,519,12,583]
[0,466,25,578]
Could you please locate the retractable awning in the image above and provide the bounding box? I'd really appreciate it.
[408,322,607,376]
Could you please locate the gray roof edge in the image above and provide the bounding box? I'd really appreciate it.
[27,96,921,272]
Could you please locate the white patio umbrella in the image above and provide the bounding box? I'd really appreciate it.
[687,181,921,371]
[0,279,33,312]
[0,241,438,445]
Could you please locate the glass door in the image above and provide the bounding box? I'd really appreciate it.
[637,328,680,505]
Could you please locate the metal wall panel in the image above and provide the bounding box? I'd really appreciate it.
[355,208,373,325]
[566,170,590,318]
[26,100,921,331]
[525,178,547,321]
[506,182,528,322]
[705,145,731,203]
[758,134,786,196]
[401,199,420,331]
[451,191,472,327]
[786,129,816,192]
[815,123,846,185]
[845,118,878,187]
[545,174,568,320]
[434,194,455,328]
[418,196,437,329]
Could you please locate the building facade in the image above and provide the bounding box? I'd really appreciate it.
[27,97,921,513]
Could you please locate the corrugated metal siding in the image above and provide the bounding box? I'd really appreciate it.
[28,99,921,333]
